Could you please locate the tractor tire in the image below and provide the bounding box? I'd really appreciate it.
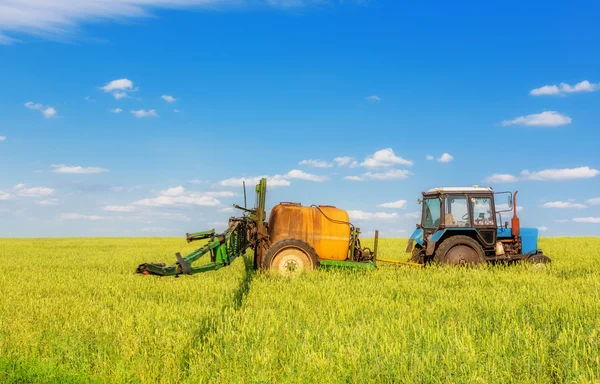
[410,245,425,264]
[263,238,320,276]
[526,254,552,264]
[434,235,485,266]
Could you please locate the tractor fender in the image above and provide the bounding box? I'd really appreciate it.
[406,228,424,253]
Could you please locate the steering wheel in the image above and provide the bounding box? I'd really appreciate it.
[462,213,469,220]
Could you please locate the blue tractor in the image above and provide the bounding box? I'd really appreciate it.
[406,186,551,265]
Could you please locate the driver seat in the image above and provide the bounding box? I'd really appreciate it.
[445,214,455,226]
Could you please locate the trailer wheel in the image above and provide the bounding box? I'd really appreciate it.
[434,235,484,266]
[263,239,320,276]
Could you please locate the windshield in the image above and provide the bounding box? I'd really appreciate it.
[422,197,441,228]
[444,196,470,227]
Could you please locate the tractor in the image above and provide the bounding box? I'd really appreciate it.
[136,178,417,277]
[406,186,551,265]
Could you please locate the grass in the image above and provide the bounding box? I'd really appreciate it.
[1,237,599,383]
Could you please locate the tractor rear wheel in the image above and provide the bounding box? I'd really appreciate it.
[263,239,319,276]
[434,235,485,266]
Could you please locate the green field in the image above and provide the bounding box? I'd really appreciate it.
[1,237,599,383]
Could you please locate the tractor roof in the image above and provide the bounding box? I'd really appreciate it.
[425,186,493,194]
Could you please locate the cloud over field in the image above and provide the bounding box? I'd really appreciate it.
[502,111,571,127]
[530,80,599,96]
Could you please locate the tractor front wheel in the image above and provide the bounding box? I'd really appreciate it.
[263,239,320,276]
[410,245,426,264]
[434,236,485,266]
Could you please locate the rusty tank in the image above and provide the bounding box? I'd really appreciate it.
[267,202,352,261]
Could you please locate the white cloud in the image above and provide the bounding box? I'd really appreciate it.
[111,185,142,192]
[99,79,136,99]
[377,200,407,209]
[133,186,222,207]
[348,210,398,221]
[363,169,410,180]
[346,169,411,181]
[131,109,158,118]
[553,219,569,223]
[586,198,600,206]
[542,201,586,209]
[51,164,109,174]
[360,148,412,167]
[25,102,43,110]
[573,217,600,224]
[426,155,434,161]
[333,156,358,167]
[365,95,381,102]
[403,211,421,220]
[110,108,123,113]
[113,92,128,100]
[521,166,599,181]
[25,102,57,119]
[101,79,133,92]
[531,80,599,96]
[0,1,331,44]
[538,226,548,232]
[437,153,453,163]
[0,136,6,141]
[559,80,598,93]
[285,169,328,182]
[43,107,57,119]
[219,175,291,188]
[161,95,176,103]
[0,191,12,200]
[173,109,181,113]
[37,198,59,206]
[161,186,185,196]
[299,159,333,168]
[344,176,362,181]
[14,184,54,197]
[205,191,236,197]
[59,213,105,221]
[485,173,519,183]
[218,170,327,188]
[219,207,235,213]
[502,111,572,127]
[104,205,137,212]
[530,85,560,96]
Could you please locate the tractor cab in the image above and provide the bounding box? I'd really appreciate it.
[406,186,549,265]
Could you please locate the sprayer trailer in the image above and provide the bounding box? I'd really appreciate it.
[406,186,551,265]
[136,178,419,277]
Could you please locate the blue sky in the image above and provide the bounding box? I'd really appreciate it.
[1,0,600,237]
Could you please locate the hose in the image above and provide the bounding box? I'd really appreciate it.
[310,204,355,230]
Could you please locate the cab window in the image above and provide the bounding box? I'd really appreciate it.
[444,196,469,227]
[471,197,494,226]
[422,197,441,228]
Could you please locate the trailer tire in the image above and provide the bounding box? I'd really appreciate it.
[434,235,485,266]
[263,238,320,276]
